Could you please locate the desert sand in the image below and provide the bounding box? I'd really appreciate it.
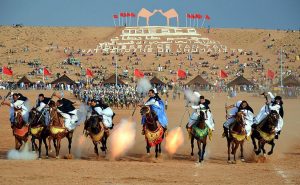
[0,90,299,185]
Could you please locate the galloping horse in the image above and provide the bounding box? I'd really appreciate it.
[187,111,209,163]
[140,106,165,158]
[49,101,74,158]
[251,110,279,156]
[28,108,50,159]
[225,112,246,163]
[13,108,30,150]
[84,116,108,156]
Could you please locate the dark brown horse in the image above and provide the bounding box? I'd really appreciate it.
[28,108,50,159]
[13,109,29,150]
[225,112,246,163]
[187,111,209,163]
[251,110,279,156]
[140,106,165,158]
[49,101,74,159]
[84,115,108,156]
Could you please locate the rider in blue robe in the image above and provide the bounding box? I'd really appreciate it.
[141,89,168,129]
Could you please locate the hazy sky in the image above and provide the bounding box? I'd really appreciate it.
[0,0,299,29]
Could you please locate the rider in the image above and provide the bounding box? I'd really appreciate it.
[35,94,51,126]
[2,93,30,127]
[141,88,168,134]
[90,98,115,135]
[254,92,284,139]
[54,92,79,131]
[222,100,242,137]
[187,92,214,131]
[237,100,254,139]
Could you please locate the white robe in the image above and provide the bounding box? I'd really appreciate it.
[94,107,113,128]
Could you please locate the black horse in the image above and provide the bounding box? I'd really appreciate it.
[28,108,50,159]
[140,106,165,158]
[251,110,279,156]
[84,116,108,156]
[187,111,208,163]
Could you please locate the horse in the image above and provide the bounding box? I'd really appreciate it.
[12,109,30,150]
[251,110,279,156]
[84,115,108,156]
[28,108,50,159]
[225,112,246,163]
[187,111,209,163]
[140,106,165,158]
[48,101,74,159]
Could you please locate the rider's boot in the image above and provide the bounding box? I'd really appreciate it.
[222,126,228,138]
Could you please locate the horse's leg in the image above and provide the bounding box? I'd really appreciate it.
[93,141,99,156]
[155,145,158,158]
[101,136,107,153]
[197,140,201,163]
[201,140,207,162]
[42,137,49,158]
[232,141,239,163]
[268,140,275,155]
[31,136,36,151]
[146,141,150,155]
[15,137,21,150]
[240,141,245,162]
[38,137,42,159]
[48,137,52,152]
[227,138,231,162]
[191,136,194,156]
[251,133,257,150]
[255,140,263,155]
[261,142,266,156]
[67,132,73,155]
[158,143,162,154]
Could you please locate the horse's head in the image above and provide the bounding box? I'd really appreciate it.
[235,112,245,125]
[140,106,151,116]
[86,116,101,134]
[267,110,279,131]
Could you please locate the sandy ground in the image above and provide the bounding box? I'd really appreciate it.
[0,90,299,185]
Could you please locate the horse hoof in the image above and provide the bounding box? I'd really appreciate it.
[38,157,42,160]
[255,151,260,155]
[55,156,59,159]
[267,151,273,155]
[227,160,232,164]
[191,153,194,156]
[46,156,49,159]
[232,160,237,164]
[241,158,245,162]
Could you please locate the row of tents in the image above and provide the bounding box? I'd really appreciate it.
[16,74,300,87]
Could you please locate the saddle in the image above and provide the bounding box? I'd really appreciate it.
[14,126,29,137]
[145,125,164,147]
[30,126,44,137]
[229,122,246,141]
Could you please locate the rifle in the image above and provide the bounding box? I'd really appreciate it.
[225,103,228,120]
[0,91,12,108]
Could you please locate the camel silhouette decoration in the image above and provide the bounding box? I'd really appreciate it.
[137,8,158,26]
[136,8,179,27]
[157,9,179,27]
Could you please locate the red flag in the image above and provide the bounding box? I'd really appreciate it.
[190,14,195,19]
[86,68,93,77]
[205,14,211,20]
[2,66,13,76]
[134,69,144,78]
[195,14,202,19]
[177,69,187,79]
[130,12,135,17]
[267,69,275,79]
[43,67,51,76]
[186,13,191,19]
[126,12,131,17]
[113,14,118,19]
[220,70,228,78]
[120,12,124,17]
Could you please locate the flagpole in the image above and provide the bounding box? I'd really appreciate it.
[185,14,187,27]
[43,67,45,84]
[189,17,191,27]
[115,49,118,87]
[201,19,206,28]
[126,13,128,26]
[118,15,120,26]
[113,18,116,27]
[280,47,283,87]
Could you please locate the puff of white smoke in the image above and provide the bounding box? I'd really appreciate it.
[77,103,89,124]
[136,78,152,96]
[109,119,136,160]
[184,89,199,104]
[7,143,37,160]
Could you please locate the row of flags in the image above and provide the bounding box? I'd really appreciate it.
[113,12,136,19]
[1,67,276,80]
[186,14,210,20]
